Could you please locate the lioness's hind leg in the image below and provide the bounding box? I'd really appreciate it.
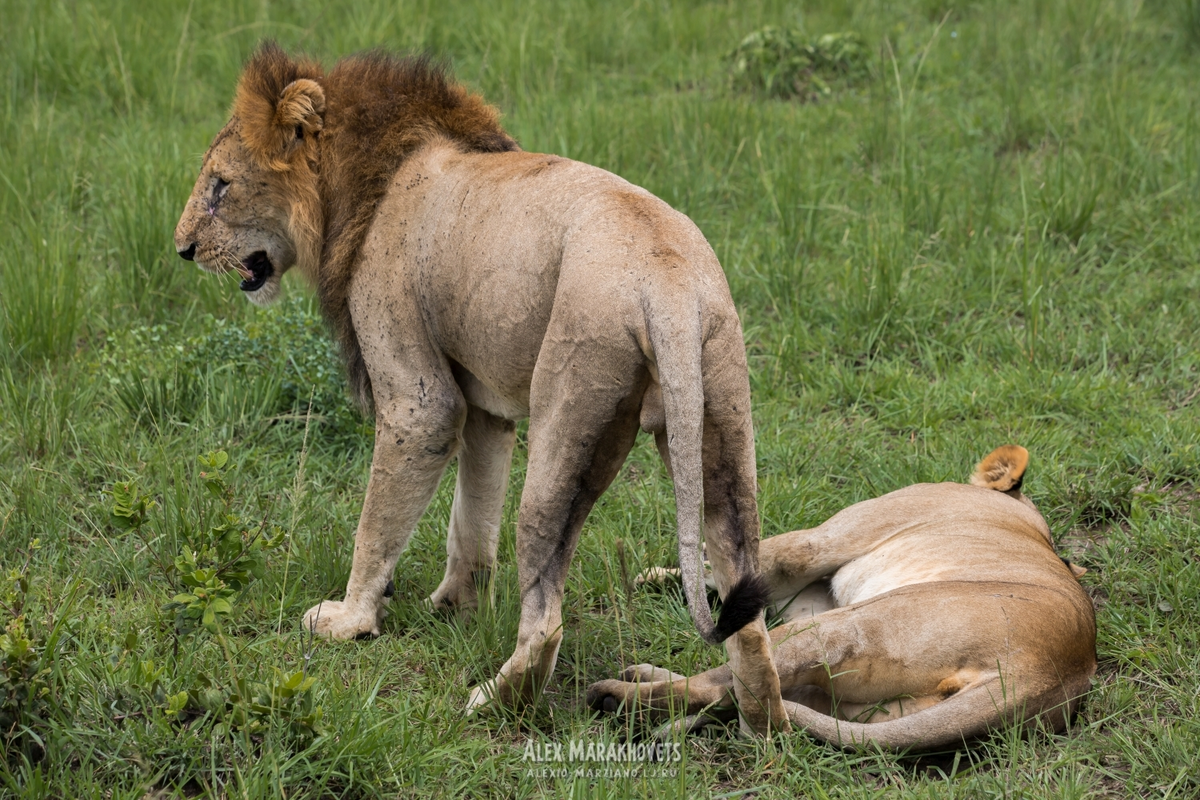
[587,663,735,717]
[429,405,516,614]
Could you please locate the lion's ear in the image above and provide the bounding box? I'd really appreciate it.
[234,50,326,169]
[276,79,326,141]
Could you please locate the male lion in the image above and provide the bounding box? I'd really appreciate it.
[587,445,1098,750]
[173,43,787,732]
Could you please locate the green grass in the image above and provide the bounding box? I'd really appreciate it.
[2,0,1199,796]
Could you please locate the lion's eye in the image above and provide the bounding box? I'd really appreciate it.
[213,177,230,201]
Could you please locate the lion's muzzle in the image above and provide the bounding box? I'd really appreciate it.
[239,251,274,292]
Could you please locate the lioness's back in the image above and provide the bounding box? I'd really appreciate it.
[824,482,1077,605]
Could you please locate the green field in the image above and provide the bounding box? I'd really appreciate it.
[2,0,1199,796]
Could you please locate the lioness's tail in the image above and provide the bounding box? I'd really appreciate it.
[645,299,767,646]
[970,444,1029,492]
[783,673,1082,752]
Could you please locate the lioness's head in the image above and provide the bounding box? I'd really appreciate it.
[174,43,325,306]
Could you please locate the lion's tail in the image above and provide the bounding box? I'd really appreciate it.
[783,672,1081,752]
[645,297,767,647]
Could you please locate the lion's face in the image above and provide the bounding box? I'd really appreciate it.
[174,73,325,306]
[175,122,296,305]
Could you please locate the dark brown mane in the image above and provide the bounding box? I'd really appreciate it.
[317,49,519,410]
[240,43,518,411]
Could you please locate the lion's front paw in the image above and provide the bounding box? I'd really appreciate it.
[302,600,380,640]
[426,584,477,615]
[466,680,498,715]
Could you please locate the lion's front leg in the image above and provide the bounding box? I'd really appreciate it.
[427,405,516,614]
[303,394,464,640]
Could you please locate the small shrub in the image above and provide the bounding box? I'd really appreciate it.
[184,669,323,740]
[111,450,283,636]
[727,28,869,101]
[185,295,353,424]
[0,541,75,764]
[0,616,51,758]
[106,450,322,742]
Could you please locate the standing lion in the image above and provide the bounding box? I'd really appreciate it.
[173,43,787,733]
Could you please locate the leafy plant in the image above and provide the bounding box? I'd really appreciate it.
[184,295,362,432]
[105,450,322,742]
[110,450,283,636]
[108,480,155,532]
[98,296,368,438]
[0,541,78,764]
[727,27,869,100]
[0,615,51,755]
[159,666,323,740]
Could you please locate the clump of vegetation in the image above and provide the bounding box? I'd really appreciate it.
[112,450,284,636]
[0,612,52,760]
[185,295,351,421]
[1,541,76,764]
[108,450,323,742]
[100,295,365,437]
[727,27,869,100]
[176,668,324,740]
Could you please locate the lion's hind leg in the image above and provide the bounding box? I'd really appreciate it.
[466,337,648,713]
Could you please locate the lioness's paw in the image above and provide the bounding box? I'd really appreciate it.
[585,681,629,714]
[302,600,380,640]
[621,664,685,683]
[635,567,682,586]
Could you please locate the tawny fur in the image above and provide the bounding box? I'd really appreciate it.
[588,446,1098,751]
[314,50,518,410]
[173,42,786,734]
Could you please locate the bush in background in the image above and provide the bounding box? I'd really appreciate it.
[727,28,869,100]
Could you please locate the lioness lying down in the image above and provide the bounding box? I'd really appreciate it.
[173,44,786,731]
[587,446,1097,750]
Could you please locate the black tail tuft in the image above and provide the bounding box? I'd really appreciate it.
[709,574,770,644]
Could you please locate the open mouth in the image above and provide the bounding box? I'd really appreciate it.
[238,251,274,293]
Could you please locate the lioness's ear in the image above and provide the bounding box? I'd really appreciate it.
[1069,562,1088,579]
[970,444,1029,492]
[233,43,325,169]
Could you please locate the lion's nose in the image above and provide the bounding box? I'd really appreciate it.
[177,242,197,261]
